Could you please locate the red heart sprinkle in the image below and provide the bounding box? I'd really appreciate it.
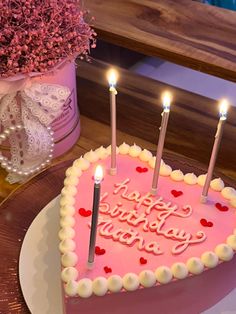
[171,190,183,198]
[95,246,106,256]
[136,166,143,173]
[104,266,112,273]
[78,208,92,217]
[136,166,148,173]
[200,218,213,227]
[139,257,147,265]
[215,202,229,212]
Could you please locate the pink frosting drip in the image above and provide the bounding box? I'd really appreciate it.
[73,155,235,280]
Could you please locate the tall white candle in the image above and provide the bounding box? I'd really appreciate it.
[151,92,172,195]
[201,99,229,203]
[107,69,118,175]
[88,165,103,268]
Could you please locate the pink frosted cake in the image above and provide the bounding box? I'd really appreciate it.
[59,143,236,314]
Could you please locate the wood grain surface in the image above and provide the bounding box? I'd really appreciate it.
[77,59,236,180]
[86,0,236,81]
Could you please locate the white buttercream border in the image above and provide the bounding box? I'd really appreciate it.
[59,143,236,298]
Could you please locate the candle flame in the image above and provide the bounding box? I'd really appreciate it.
[107,68,118,87]
[94,165,103,184]
[162,91,172,111]
[219,99,229,119]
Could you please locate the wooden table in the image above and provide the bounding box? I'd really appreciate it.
[1,1,236,311]
[86,0,236,82]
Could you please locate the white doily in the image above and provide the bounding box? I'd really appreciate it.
[0,83,70,183]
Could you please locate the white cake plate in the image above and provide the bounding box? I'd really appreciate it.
[19,196,63,314]
[19,195,236,314]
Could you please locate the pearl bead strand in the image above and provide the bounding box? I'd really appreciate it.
[0,124,54,177]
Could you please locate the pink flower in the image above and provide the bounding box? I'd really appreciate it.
[0,0,96,78]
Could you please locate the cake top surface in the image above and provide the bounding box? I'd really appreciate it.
[59,144,236,297]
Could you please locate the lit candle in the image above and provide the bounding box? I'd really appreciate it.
[151,91,172,195]
[107,68,118,175]
[88,165,103,268]
[201,99,229,203]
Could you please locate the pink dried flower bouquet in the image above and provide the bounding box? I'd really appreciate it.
[0,0,96,78]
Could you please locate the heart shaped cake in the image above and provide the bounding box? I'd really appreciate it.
[59,143,236,313]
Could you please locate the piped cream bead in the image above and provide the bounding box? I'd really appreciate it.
[170,170,184,182]
[64,176,79,187]
[123,273,139,291]
[230,197,236,208]
[129,144,142,158]
[186,257,204,275]
[148,156,156,169]
[171,263,188,279]
[215,244,234,261]
[210,178,224,192]
[61,186,77,197]
[84,150,99,163]
[221,187,236,200]
[73,167,83,177]
[106,145,119,155]
[148,157,165,169]
[59,238,76,253]
[73,157,90,171]
[60,216,75,228]
[92,277,108,296]
[60,195,76,207]
[61,267,78,282]
[119,142,130,155]
[201,251,218,268]
[60,205,75,217]
[226,235,236,250]
[66,166,82,177]
[96,146,109,159]
[139,270,156,288]
[184,173,198,185]
[65,280,78,297]
[78,279,93,298]
[160,164,172,176]
[58,227,75,241]
[107,275,123,293]
[155,266,172,284]
[197,174,207,186]
[139,149,152,162]
[61,252,78,267]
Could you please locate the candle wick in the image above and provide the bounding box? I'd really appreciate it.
[109,86,118,94]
